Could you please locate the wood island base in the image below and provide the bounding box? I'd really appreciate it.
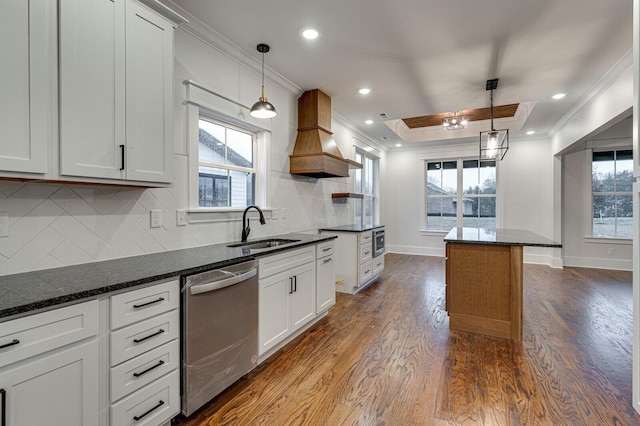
[445,242,523,341]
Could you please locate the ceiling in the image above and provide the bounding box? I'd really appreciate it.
[169,0,632,149]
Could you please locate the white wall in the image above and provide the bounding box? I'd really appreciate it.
[561,118,633,270]
[385,137,557,265]
[0,22,385,276]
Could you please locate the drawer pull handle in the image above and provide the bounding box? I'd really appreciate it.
[133,360,165,378]
[365,251,370,255]
[322,247,331,252]
[133,400,164,421]
[323,258,333,264]
[1,388,6,426]
[0,339,19,350]
[133,297,165,309]
[133,329,164,344]
[365,270,371,274]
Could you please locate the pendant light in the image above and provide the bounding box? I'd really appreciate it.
[250,44,277,119]
[479,79,508,161]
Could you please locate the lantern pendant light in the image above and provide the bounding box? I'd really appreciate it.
[479,79,508,160]
[250,44,277,119]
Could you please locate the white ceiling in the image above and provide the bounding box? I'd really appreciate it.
[170,0,632,149]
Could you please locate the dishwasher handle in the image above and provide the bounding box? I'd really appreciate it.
[189,268,257,295]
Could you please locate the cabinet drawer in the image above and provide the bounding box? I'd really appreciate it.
[111,339,179,402]
[359,242,373,263]
[316,240,334,259]
[359,260,373,285]
[360,231,372,245]
[0,300,98,368]
[259,246,315,278]
[110,369,180,426]
[110,310,179,366]
[373,255,384,276]
[111,279,179,330]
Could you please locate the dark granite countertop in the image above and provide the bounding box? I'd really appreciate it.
[0,233,336,320]
[319,224,385,233]
[443,227,562,248]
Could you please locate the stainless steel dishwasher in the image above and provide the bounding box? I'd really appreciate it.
[181,259,259,417]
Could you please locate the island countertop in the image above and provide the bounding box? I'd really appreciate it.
[443,227,562,248]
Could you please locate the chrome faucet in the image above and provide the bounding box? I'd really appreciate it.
[241,205,266,242]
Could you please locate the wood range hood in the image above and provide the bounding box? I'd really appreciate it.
[290,89,362,178]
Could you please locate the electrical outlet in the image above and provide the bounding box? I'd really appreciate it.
[150,210,162,228]
[0,212,8,237]
[176,209,187,226]
[282,208,287,219]
[608,247,615,255]
[272,208,279,220]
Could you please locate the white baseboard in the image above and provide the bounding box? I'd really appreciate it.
[563,256,632,271]
[389,246,565,269]
[387,245,444,257]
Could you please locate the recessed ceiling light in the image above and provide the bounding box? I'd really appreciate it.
[365,119,373,125]
[358,88,371,95]
[552,93,566,100]
[395,143,402,147]
[301,28,319,40]
[526,130,535,135]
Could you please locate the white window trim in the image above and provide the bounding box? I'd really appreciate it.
[585,146,633,241]
[420,155,499,233]
[353,145,380,225]
[185,97,271,223]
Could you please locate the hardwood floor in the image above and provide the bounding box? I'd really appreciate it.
[180,254,640,425]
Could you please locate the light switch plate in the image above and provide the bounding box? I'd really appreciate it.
[150,210,162,228]
[272,208,279,220]
[176,209,187,226]
[0,212,8,237]
[281,208,287,219]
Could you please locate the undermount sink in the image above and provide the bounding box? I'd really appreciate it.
[227,238,301,250]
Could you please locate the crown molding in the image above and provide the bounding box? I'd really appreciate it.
[548,48,632,137]
[159,1,301,96]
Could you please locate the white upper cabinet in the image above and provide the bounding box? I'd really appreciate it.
[59,0,174,185]
[0,0,52,174]
[125,1,174,183]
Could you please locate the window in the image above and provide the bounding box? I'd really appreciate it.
[426,159,497,231]
[198,117,256,208]
[354,149,379,226]
[591,149,633,238]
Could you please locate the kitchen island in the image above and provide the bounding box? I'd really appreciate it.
[444,227,561,340]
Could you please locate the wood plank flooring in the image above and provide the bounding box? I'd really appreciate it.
[180,254,640,425]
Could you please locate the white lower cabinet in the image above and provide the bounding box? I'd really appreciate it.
[316,240,336,313]
[109,278,180,426]
[259,246,316,356]
[0,300,100,426]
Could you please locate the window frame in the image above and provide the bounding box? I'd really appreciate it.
[353,147,380,227]
[197,115,258,209]
[589,147,633,240]
[423,157,498,232]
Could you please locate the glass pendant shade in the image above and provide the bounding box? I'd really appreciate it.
[480,128,509,160]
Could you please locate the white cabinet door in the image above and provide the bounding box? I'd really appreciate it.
[0,0,50,174]
[290,263,316,331]
[259,273,290,355]
[60,0,173,184]
[316,255,336,313]
[0,340,99,426]
[59,0,125,180]
[125,0,173,183]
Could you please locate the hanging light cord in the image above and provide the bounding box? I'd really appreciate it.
[490,88,495,131]
[260,50,265,100]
